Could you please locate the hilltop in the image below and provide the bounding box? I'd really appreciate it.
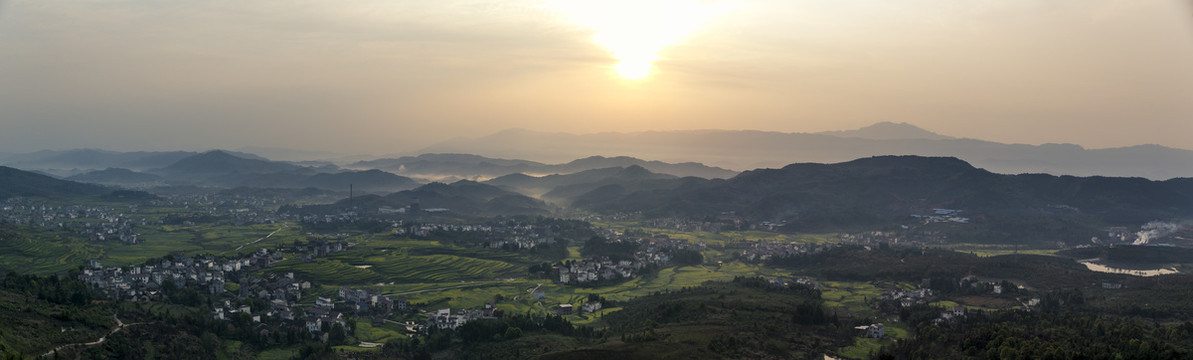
[564,156,1193,244]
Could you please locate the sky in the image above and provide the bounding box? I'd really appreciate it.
[1,0,1192,155]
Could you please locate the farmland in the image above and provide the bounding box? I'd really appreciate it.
[0,224,105,274]
[4,205,1185,360]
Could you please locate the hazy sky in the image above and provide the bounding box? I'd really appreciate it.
[2,0,1192,155]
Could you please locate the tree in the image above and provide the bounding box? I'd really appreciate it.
[329,323,347,345]
[504,327,523,340]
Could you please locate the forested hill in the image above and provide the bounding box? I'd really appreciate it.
[0,166,110,199]
[568,156,1193,237]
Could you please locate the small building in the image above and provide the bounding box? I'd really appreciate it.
[854,323,884,338]
[581,301,602,314]
[558,304,573,315]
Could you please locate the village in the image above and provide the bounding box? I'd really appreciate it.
[0,193,296,245]
[1,198,146,244]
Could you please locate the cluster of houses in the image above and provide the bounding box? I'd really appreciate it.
[150,193,296,226]
[76,248,380,338]
[911,208,970,224]
[879,287,933,308]
[640,218,725,233]
[79,249,282,301]
[296,239,351,261]
[555,257,640,284]
[333,286,402,314]
[551,235,705,285]
[0,193,298,246]
[741,242,837,263]
[838,229,951,248]
[766,276,821,290]
[390,221,563,251]
[554,301,602,315]
[426,303,505,330]
[1,199,145,244]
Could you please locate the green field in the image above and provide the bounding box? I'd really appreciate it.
[352,321,409,343]
[839,337,894,359]
[0,225,105,274]
[382,262,785,322]
[820,281,885,316]
[261,238,525,285]
[940,243,1061,258]
[254,346,300,360]
[101,223,303,266]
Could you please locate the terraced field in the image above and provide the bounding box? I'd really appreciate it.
[0,226,104,274]
[820,281,885,317]
[102,222,303,266]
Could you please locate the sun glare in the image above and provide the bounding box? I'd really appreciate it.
[546,0,734,80]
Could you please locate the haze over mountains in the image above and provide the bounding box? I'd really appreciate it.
[5,152,1190,248]
[3,123,1192,186]
[418,122,1193,180]
[349,154,737,181]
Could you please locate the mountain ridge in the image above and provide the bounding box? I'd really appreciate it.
[416,126,1193,180]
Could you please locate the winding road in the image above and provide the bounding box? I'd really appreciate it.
[235,225,287,252]
[40,314,150,358]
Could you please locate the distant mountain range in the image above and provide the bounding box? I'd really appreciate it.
[154,151,417,192]
[0,150,418,193]
[416,122,1193,180]
[348,154,738,180]
[0,149,266,174]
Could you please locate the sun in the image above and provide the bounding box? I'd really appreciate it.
[546,0,734,80]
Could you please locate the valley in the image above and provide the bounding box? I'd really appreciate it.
[0,150,1190,359]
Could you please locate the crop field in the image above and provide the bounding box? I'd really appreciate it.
[385,262,785,321]
[940,243,1061,257]
[930,298,1022,312]
[266,249,520,285]
[353,321,409,343]
[102,222,303,266]
[254,346,300,360]
[351,237,534,265]
[839,337,893,359]
[267,259,387,284]
[368,254,518,282]
[0,226,105,274]
[820,281,885,317]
